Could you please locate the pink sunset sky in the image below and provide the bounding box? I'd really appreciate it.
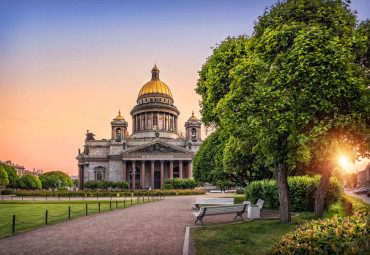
[0,0,369,176]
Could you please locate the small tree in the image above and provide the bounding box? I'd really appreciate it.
[0,164,19,188]
[19,174,42,190]
[39,171,73,189]
[0,167,9,187]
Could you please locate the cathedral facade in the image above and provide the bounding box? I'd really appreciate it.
[77,65,202,189]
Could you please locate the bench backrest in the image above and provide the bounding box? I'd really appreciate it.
[199,204,247,216]
[256,199,265,209]
[195,198,234,204]
[243,199,265,209]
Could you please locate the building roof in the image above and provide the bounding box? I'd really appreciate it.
[138,65,173,98]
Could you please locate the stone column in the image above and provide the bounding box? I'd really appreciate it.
[122,161,127,182]
[141,161,145,188]
[151,160,155,188]
[187,161,192,179]
[132,161,136,189]
[144,113,149,130]
[169,160,174,179]
[179,160,183,179]
[160,160,164,187]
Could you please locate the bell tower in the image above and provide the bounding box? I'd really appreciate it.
[111,110,128,141]
[185,111,201,142]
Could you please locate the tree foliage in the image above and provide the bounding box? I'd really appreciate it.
[0,164,19,188]
[19,174,42,190]
[39,171,74,189]
[196,0,369,222]
[0,166,9,186]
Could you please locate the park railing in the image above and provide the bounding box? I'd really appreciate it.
[0,195,163,239]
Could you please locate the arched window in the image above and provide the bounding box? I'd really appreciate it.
[116,128,122,138]
[191,128,197,138]
[145,99,147,103]
[150,98,153,102]
[153,116,157,126]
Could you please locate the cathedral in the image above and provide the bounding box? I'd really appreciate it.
[77,65,202,189]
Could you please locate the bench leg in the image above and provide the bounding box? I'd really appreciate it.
[234,212,244,221]
[195,216,204,225]
[193,204,200,210]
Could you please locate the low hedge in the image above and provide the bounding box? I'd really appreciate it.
[268,212,369,255]
[15,189,206,197]
[245,175,341,212]
[163,178,198,189]
[1,189,14,195]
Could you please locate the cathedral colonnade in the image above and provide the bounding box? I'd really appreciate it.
[122,160,192,189]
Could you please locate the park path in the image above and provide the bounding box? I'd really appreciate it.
[0,193,242,255]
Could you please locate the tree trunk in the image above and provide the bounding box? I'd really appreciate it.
[314,161,335,218]
[274,162,291,223]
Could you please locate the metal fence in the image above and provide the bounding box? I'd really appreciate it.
[0,195,163,238]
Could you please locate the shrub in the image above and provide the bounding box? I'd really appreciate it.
[268,212,369,255]
[163,178,198,189]
[0,164,18,188]
[245,175,341,211]
[57,187,68,191]
[18,174,42,190]
[0,166,9,186]
[39,171,73,189]
[83,180,129,190]
[160,184,173,190]
[1,189,14,195]
[236,189,244,194]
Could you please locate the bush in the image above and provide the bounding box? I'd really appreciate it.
[57,187,68,191]
[84,180,129,190]
[268,212,369,255]
[1,189,14,195]
[18,174,42,190]
[236,189,244,194]
[39,171,73,189]
[160,184,173,190]
[245,175,341,211]
[163,178,198,189]
[0,164,18,188]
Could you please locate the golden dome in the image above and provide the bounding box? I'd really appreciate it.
[114,110,124,120]
[138,65,173,98]
[188,111,198,121]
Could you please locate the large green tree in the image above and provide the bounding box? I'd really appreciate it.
[39,171,74,189]
[197,0,369,222]
[19,174,42,190]
[0,164,19,188]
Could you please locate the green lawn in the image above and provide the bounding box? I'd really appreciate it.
[0,198,158,239]
[191,195,369,255]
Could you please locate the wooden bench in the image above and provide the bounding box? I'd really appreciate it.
[192,204,248,225]
[193,198,234,210]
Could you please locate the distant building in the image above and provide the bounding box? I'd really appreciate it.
[77,65,202,189]
[357,163,370,187]
[1,160,43,177]
[69,176,78,180]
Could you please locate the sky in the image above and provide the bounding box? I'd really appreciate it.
[0,0,369,176]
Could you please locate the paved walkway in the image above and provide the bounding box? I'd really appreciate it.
[0,194,279,255]
[0,194,249,255]
[344,191,370,205]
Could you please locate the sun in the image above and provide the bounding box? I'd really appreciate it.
[339,157,348,168]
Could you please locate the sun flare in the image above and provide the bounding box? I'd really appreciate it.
[339,157,348,168]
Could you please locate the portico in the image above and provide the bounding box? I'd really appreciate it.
[122,140,193,189]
